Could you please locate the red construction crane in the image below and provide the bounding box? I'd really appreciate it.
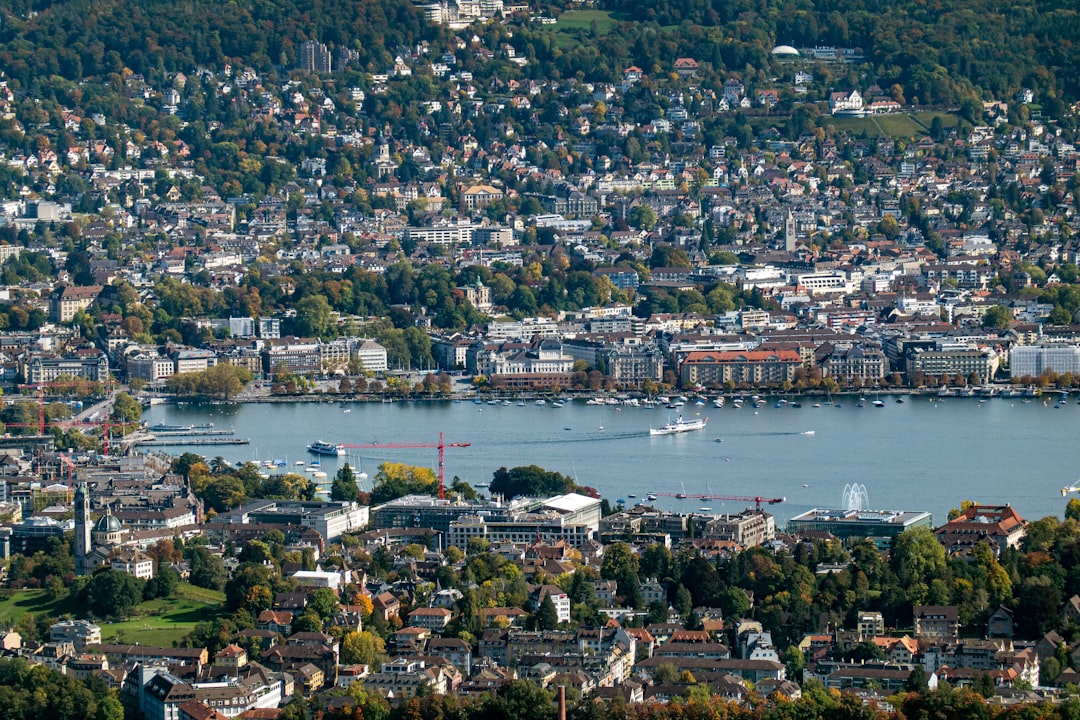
[341,432,470,500]
[651,493,785,511]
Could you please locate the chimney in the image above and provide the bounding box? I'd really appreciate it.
[558,685,566,720]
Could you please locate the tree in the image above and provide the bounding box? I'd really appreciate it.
[982,304,1012,329]
[310,587,340,620]
[341,629,386,666]
[188,547,227,591]
[83,569,145,617]
[331,463,359,502]
[370,462,438,503]
[537,594,560,630]
[891,527,948,605]
[110,392,143,424]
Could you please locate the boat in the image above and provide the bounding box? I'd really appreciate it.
[872,399,885,408]
[551,401,565,408]
[307,440,346,456]
[675,493,688,499]
[713,397,725,408]
[646,493,658,501]
[650,415,708,436]
[699,507,712,512]
[895,397,905,404]
[534,399,547,406]
[150,421,214,432]
[802,430,815,435]
[628,493,637,498]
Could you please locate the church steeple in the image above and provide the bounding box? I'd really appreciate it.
[74,482,91,575]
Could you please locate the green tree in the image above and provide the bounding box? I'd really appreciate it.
[537,594,560,630]
[83,569,145,617]
[188,546,227,591]
[110,392,143,425]
[331,463,359,502]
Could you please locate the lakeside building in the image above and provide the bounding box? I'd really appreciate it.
[786,508,933,548]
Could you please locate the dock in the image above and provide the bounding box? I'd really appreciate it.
[137,437,250,446]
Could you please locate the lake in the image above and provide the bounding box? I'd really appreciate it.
[141,393,1078,527]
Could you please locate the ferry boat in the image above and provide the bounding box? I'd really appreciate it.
[650,415,708,436]
[307,440,345,456]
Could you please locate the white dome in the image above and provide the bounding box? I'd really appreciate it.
[771,45,800,56]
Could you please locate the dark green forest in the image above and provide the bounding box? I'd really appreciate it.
[600,0,1078,104]
[0,0,438,86]
[0,0,1077,109]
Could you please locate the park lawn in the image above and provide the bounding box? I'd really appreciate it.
[100,595,224,647]
[0,589,69,627]
[825,111,962,140]
[554,10,620,48]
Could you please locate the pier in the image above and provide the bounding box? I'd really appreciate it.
[137,437,250,446]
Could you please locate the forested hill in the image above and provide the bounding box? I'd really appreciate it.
[0,0,439,85]
[601,0,1080,105]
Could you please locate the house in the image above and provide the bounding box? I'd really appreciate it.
[372,592,401,621]
[913,606,960,642]
[408,607,452,631]
[673,58,699,77]
[829,90,864,115]
[988,605,1015,638]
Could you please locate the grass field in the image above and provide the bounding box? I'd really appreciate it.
[554,10,621,48]
[0,589,68,627]
[826,111,962,139]
[554,9,618,33]
[0,582,224,647]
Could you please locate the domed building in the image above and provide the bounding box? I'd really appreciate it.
[770,45,801,58]
[92,507,123,548]
[74,483,126,576]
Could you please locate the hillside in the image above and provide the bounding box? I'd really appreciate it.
[0,0,440,85]
[600,0,1080,105]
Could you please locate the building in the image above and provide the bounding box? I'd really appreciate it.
[934,504,1026,556]
[371,494,535,536]
[50,619,102,650]
[906,346,999,383]
[1010,345,1080,379]
[786,508,933,548]
[212,500,369,543]
[680,349,803,387]
[26,352,110,384]
[913,605,960,642]
[701,510,776,548]
[51,285,103,322]
[299,41,333,73]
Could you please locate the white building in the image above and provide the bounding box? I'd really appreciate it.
[1010,344,1080,378]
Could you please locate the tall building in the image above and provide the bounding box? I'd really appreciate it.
[300,41,333,73]
[74,482,91,575]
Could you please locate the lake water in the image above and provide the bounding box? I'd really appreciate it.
[142,393,1078,527]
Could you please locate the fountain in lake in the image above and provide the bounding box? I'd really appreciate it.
[842,483,870,512]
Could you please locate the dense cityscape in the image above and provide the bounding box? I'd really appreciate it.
[3,0,1080,718]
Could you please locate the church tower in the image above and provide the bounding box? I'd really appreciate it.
[784,210,797,251]
[74,482,91,575]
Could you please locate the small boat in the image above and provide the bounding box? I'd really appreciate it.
[872,399,885,408]
[628,493,637,498]
[551,401,565,408]
[675,493,687,499]
[895,397,905,404]
[699,507,712,512]
[802,430,815,435]
[535,399,546,406]
[646,493,658,501]
[343,408,351,413]
[517,400,526,406]
[714,437,723,443]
